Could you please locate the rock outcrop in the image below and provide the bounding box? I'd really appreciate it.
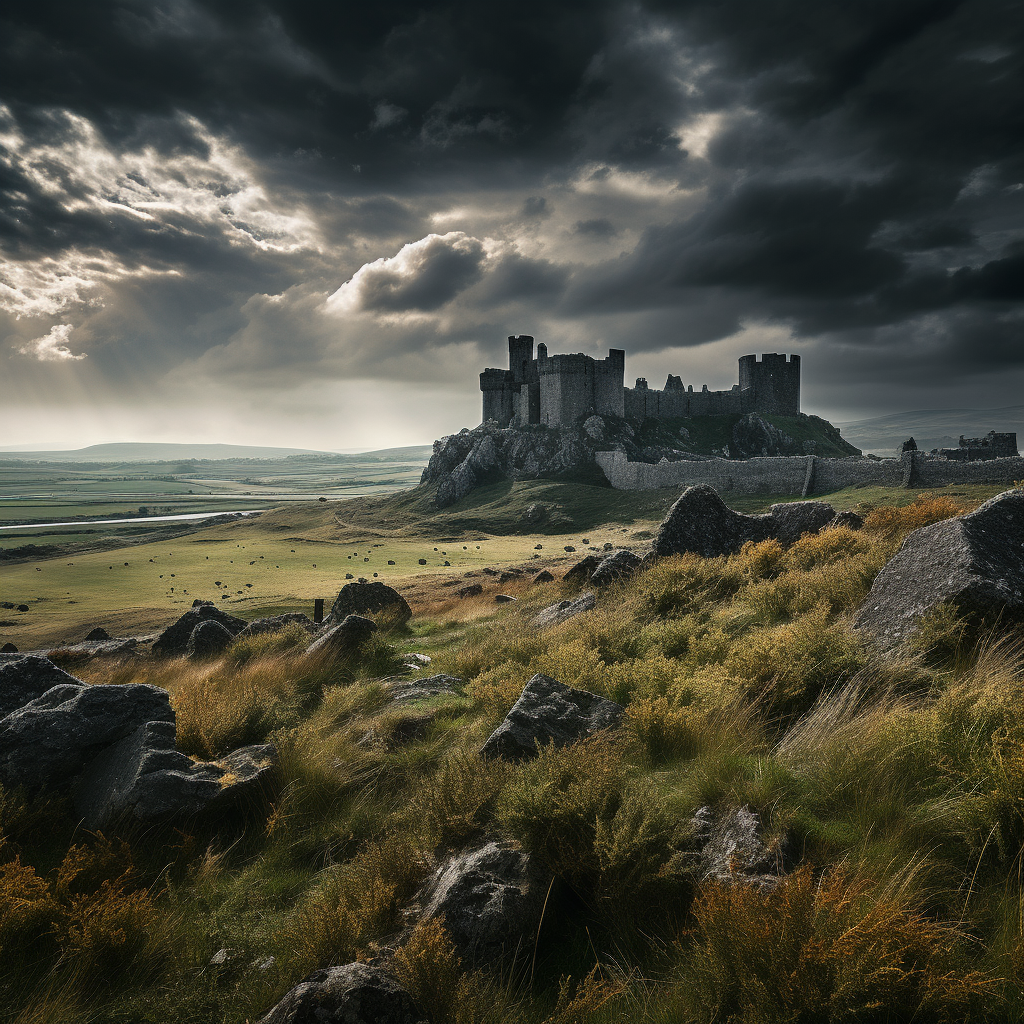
[480,673,623,761]
[323,582,412,627]
[0,680,174,790]
[152,605,247,657]
[589,548,642,587]
[0,653,82,717]
[186,620,235,659]
[387,675,465,703]
[306,614,378,657]
[563,555,601,585]
[257,962,427,1024]
[730,412,799,458]
[855,489,1024,650]
[532,593,596,629]
[691,805,787,887]
[410,840,549,964]
[653,485,836,557]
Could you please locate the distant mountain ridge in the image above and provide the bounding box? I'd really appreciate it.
[0,442,431,463]
[835,406,1024,456]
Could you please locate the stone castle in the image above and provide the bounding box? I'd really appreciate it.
[480,335,800,427]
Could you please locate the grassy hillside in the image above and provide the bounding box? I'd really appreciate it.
[5,491,1024,1022]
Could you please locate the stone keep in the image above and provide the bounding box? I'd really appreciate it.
[480,335,800,428]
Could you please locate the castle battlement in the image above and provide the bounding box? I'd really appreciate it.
[480,336,800,428]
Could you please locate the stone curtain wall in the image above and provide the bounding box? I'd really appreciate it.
[623,384,750,419]
[595,450,1024,495]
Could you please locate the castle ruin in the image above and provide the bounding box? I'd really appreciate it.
[480,335,800,427]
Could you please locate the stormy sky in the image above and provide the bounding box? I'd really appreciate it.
[1,0,1022,449]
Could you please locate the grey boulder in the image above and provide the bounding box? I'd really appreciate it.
[828,510,864,531]
[233,613,317,641]
[563,555,601,585]
[533,593,596,629]
[410,840,549,964]
[75,720,278,829]
[306,614,378,657]
[653,485,835,557]
[589,548,642,587]
[45,639,138,664]
[387,675,465,703]
[186,620,235,659]
[0,654,83,717]
[0,683,174,791]
[152,606,247,657]
[480,673,623,762]
[691,805,787,887]
[84,627,110,641]
[856,488,1024,650]
[257,962,427,1024]
[324,581,412,627]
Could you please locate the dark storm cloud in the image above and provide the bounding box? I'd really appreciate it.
[1,0,1022,419]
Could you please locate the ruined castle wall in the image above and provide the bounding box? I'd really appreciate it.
[539,356,593,426]
[595,450,1024,495]
[481,369,515,426]
[594,350,626,418]
[623,385,748,419]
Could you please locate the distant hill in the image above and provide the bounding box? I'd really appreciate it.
[0,442,408,463]
[835,406,1024,456]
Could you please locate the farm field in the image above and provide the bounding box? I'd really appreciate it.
[1,479,1010,651]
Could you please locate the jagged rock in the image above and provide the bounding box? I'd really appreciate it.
[856,489,1024,650]
[521,503,549,524]
[257,962,427,1024]
[691,805,786,886]
[494,594,517,603]
[74,720,278,828]
[306,615,378,657]
[563,555,601,585]
[829,510,864,531]
[387,675,464,703]
[0,683,174,791]
[0,643,16,654]
[533,570,555,583]
[0,654,84,717]
[152,606,247,657]
[234,613,317,641]
[653,485,836,557]
[84,627,110,641]
[533,592,596,629]
[582,415,606,440]
[457,583,483,598]
[480,673,623,762]
[324,582,412,627]
[410,840,549,964]
[186,620,235,659]
[589,549,642,587]
[730,412,798,458]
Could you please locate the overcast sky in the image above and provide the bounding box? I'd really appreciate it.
[1,0,1022,449]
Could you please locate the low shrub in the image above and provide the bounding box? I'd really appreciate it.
[863,493,966,536]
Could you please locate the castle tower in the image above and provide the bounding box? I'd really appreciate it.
[737,353,800,416]
[508,335,534,384]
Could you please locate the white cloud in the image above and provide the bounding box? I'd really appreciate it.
[18,323,87,362]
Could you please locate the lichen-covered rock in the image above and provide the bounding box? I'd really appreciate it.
[533,570,555,583]
[730,412,799,458]
[480,673,623,761]
[306,615,378,657]
[257,962,427,1024]
[457,583,483,598]
[855,489,1024,650]
[691,805,787,886]
[386,675,464,703]
[75,721,278,829]
[324,582,412,627]
[45,639,139,664]
[410,840,549,964]
[84,627,110,641]
[186,620,235,659]
[0,683,174,791]
[152,606,247,657]
[653,485,836,557]
[0,654,83,718]
[533,593,596,629]
[829,510,864,531]
[589,548,642,587]
[233,613,317,641]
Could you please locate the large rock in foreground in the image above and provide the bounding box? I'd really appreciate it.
[258,962,427,1024]
[691,805,787,887]
[533,593,596,629]
[152,605,247,657]
[75,720,278,829]
[186,620,235,659]
[856,489,1024,650]
[324,582,412,627]
[480,673,623,761]
[0,654,82,717]
[589,548,642,587]
[0,682,174,791]
[653,485,835,557]
[410,840,548,964]
[306,615,378,658]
